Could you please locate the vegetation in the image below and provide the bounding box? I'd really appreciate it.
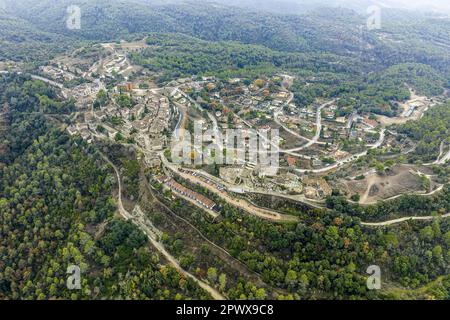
[1,0,449,301]
[153,175,450,299]
[132,33,446,115]
[397,103,450,162]
[0,75,208,300]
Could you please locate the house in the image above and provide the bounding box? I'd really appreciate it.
[336,116,346,124]
[286,156,297,167]
[67,126,78,136]
[165,179,217,210]
[362,117,379,128]
[324,111,335,120]
[312,159,323,167]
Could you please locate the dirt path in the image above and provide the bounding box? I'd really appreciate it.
[362,213,450,227]
[144,181,265,281]
[435,142,450,164]
[99,153,131,220]
[30,74,64,89]
[360,183,444,206]
[377,91,433,126]
[359,174,379,204]
[100,152,226,300]
[424,141,449,166]
[133,206,225,300]
[440,149,450,164]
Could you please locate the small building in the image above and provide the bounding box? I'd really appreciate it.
[335,116,346,124]
[286,156,297,167]
[312,159,323,167]
[165,178,217,210]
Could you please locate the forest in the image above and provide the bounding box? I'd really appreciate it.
[149,174,450,299]
[0,75,208,299]
[2,0,450,77]
[133,33,446,116]
[0,0,449,301]
[397,102,450,162]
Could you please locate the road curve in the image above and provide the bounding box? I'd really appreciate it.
[99,152,131,220]
[100,152,226,300]
[160,154,299,223]
[31,74,64,89]
[294,129,386,174]
[273,100,333,151]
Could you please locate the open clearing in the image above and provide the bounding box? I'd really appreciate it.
[344,165,428,204]
[377,90,435,126]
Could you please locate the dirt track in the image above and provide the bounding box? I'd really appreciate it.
[362,213,450,227]
[100,152,226,300]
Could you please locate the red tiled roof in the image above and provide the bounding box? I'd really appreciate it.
[166,179,216,209]
[286,156,297,166]
[363,117,378,127]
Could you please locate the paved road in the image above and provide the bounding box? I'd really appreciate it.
[161,154,299,222]
[172,101,186,140]
[294,129,386,174]
[173,87,223,149]
[274,100,332,152]
[172,164,324,209]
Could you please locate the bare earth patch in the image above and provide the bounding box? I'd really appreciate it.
[344,165,425,204]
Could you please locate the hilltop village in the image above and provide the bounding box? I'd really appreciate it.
[14,38,447,212]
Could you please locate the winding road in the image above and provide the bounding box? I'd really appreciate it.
[294,129,386,174]
[99,152,226,300]
[160,153,299,222]
[424,141,450,166]
[274,100,332,152]
[30,74,64,89]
